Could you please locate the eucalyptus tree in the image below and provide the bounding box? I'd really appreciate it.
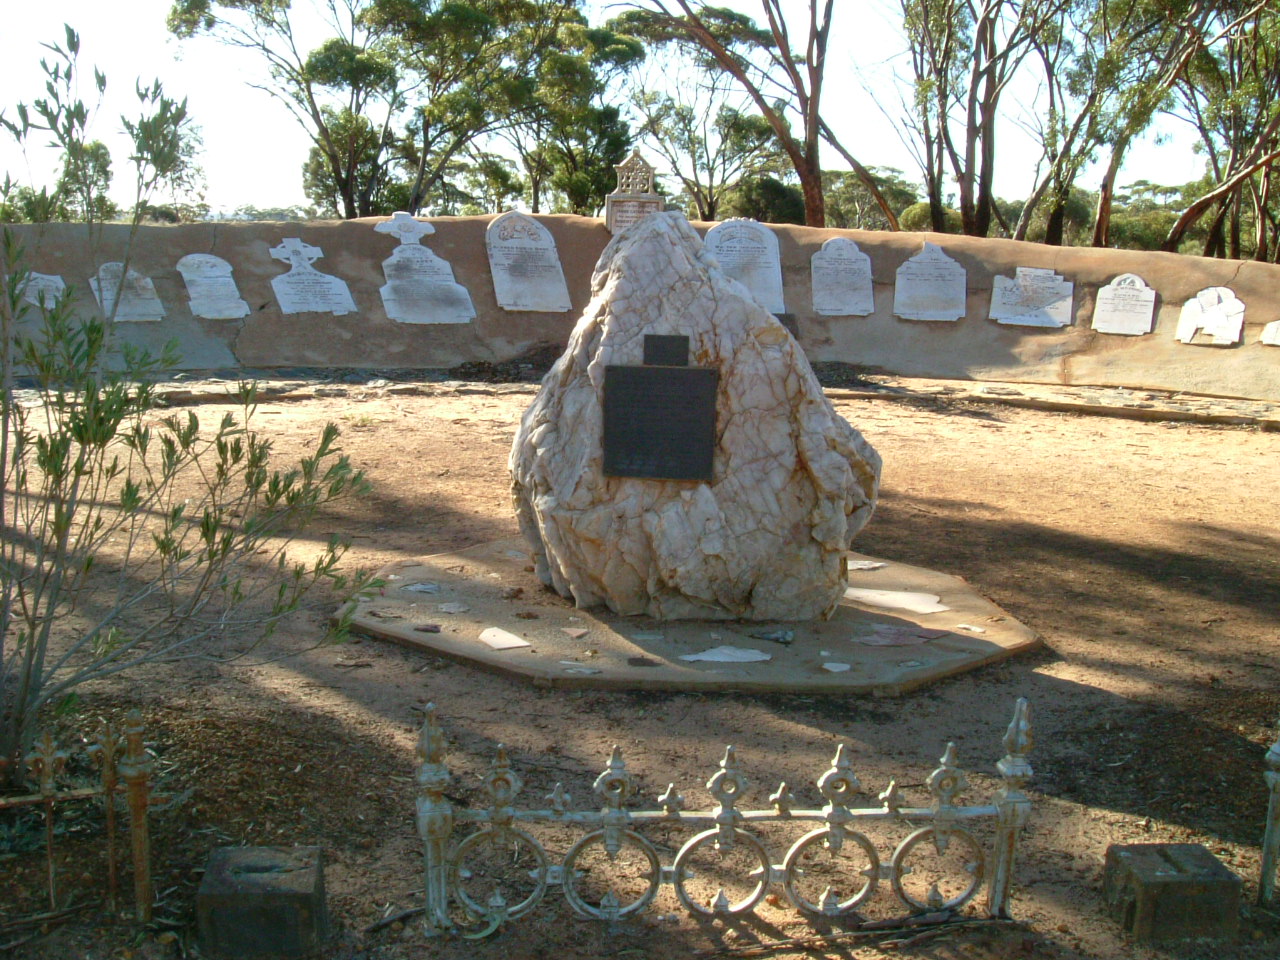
[624,46,782,221]
[168,0,403,219]
[1013,0,1213,246]
[1165,1,1280,259]
[617,1,897,228]
[899,0,1071,237]
[494,17,644,214]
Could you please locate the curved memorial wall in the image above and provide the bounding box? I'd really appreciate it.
[9,214,1280,402]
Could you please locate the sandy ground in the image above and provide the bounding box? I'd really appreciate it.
[4,379,1280,960]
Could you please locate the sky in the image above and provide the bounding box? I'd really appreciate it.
[0,0,1208,217]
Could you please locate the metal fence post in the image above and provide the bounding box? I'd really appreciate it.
[1261,718,1280,904]
[117,709,154,922]
[987,698,1033,918]
[416,705,454,935]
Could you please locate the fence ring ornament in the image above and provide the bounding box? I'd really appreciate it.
[450,826,549,920]
[781,826,880,914]
[561,829,662,919]
[672,827,772,916]
[890,826,985,911]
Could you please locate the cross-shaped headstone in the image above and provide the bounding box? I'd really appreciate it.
[375,211,435,246]
[269,237,323,264]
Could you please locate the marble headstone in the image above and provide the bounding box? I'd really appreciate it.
[989,267,1074,327]
[605,150,664,234]
[811,237,874,316]
[1092,273,1156,336]
[21,272,66,308]
[374,212,475,324]
[510,212,881,622]
[485,211,572,312]
[268,238,357,316]
[1175,287,1245,346]
[893,242,966,322]
[176,254,250,320]
[90,263,165,322]
[703,218,785,314]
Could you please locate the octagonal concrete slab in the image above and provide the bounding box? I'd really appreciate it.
[342,539,1039,695]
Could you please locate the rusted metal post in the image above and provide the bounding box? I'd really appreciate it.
[26,730,68,910]
[988,698,1033,918]
[117,710,154,922]
[91,723,123,914]
[1260,719,1280,904]
[416,704,454,936]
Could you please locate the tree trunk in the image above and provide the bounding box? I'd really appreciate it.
[797,160,825,228]
[1044,198,1066,246]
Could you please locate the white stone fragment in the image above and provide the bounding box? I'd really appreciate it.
[811,238,874,316]
[486,211,572,312]
[176,254,250,319]
[510,212,881,621]
[842,588,950,614]
[822,662,852,673]
[21,272,65,308]
[91,263,165,321]
[847,560,887,571]
[401,581,441,594]
[893,243,966,322]
[437,602,470,614]
[955,623,986,633]
[1176,286,1245,345]
[679,645,772,663]
[268,238,356,315]
[703,218,785,313]
[1092,274,1156,335]
[479,627,530,650]
[989,267,1074,327]
[1260,321,1280,346]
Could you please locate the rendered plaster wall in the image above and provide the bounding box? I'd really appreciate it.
[10,216,1280,401]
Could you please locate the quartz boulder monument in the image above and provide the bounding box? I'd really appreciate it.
[345,214,1039,695]
[510,212,880,621]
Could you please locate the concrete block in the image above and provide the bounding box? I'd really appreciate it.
[1103,843,1239,942]
[197,846,328,958]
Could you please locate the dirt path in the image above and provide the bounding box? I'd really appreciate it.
[6,382,1279,960]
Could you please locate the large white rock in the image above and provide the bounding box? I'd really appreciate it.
[510,213,881,621]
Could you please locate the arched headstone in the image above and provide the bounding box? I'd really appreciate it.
[485,211,572,312]
[177,254,250,319]
[374,212,475,324]
[703,218,785,314]
[268,238,356,316]
[1092,274,1156,336]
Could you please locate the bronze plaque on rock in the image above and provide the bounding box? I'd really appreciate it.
[643,334,690,366]
[603,365,718,481]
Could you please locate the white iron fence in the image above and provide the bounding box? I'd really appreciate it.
[414,697,1034,936]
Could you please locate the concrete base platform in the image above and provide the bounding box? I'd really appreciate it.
[345,539,1039,695]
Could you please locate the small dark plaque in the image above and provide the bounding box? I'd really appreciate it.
[774,313,800,339]
[603,365,717,481]
[643,334,689,366]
